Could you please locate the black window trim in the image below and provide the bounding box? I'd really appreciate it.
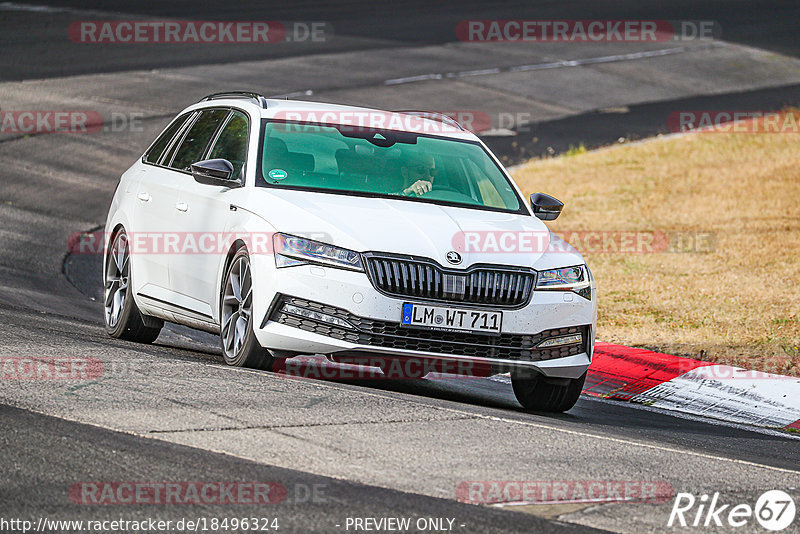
[206,110,234,157]
[141,111,194,165]
[141,106,252,178]
[139,110,199,170]
[164,109,227,170]
[205,109,251,183]
[159,111,200,168]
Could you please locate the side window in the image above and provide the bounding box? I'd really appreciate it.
[207,111,249,180]
[144,113,190,164]
[160,112,197,167]
[169,109,229,171]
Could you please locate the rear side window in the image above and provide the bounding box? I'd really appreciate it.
[143,113,191,164]
[169,109,229,171]
[208,111,249,180]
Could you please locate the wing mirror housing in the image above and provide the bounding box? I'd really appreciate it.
[191,159,241,187]
[530,192,563,221]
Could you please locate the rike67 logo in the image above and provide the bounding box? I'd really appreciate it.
[669,490,796,531]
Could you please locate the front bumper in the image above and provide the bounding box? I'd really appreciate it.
[252,261,596,379]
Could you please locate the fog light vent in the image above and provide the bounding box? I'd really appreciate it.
[282,303,355,330]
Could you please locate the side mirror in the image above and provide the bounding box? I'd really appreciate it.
[191,159,240,187]
[530,192,563,221]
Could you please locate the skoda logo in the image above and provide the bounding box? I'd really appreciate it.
[445,251,462,265]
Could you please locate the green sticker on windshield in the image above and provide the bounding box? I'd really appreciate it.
[268,169,288,181]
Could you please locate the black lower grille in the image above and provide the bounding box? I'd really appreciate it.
[271,296,588,362]
[364,255,535,307]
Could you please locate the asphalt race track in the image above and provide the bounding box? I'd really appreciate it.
[1,2,799,533]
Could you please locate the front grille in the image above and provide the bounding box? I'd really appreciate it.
[364,255,535,307]
[271,296,587,362]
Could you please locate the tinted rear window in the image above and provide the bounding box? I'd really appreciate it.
[169,109,229,171]
[144,113,191,164]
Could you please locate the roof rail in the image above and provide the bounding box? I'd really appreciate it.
[394,110,466,131]
[200,91,269,109]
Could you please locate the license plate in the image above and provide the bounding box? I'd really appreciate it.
[401,303,502,334]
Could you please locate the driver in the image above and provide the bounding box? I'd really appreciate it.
[400,153,437,196]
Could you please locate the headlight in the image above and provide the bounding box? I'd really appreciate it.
[536,265,591,297]
[273,233,364,271]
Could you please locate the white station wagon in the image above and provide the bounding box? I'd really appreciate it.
[104,92,596,412]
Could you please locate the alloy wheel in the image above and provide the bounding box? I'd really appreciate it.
[221,255,253,361]
[104,231,130,328]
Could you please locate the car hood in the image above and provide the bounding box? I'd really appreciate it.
[248,188,584,270]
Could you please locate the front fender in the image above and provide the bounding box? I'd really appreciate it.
[212,206,278,325]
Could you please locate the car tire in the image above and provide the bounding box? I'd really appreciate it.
[220,247,274,370]
[104,228,163,343]
[511,371,586,412]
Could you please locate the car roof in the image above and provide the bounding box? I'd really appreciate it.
[185,97,480,141]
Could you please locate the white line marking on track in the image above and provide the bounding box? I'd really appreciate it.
[269,89,315,99]
[383,45,721,86]
[0,1,68,12]
[384,73,444,85]
[0,1,132,17]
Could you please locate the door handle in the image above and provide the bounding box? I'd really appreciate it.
[175,202,189,212]
[137,191,151,202]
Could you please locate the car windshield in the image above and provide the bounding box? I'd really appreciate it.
[256,121,524,213]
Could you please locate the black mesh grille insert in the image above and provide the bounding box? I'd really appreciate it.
[271,296,587,362]
[364,255,535,307]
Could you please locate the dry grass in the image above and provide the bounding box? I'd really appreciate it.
[512,121,800,376]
